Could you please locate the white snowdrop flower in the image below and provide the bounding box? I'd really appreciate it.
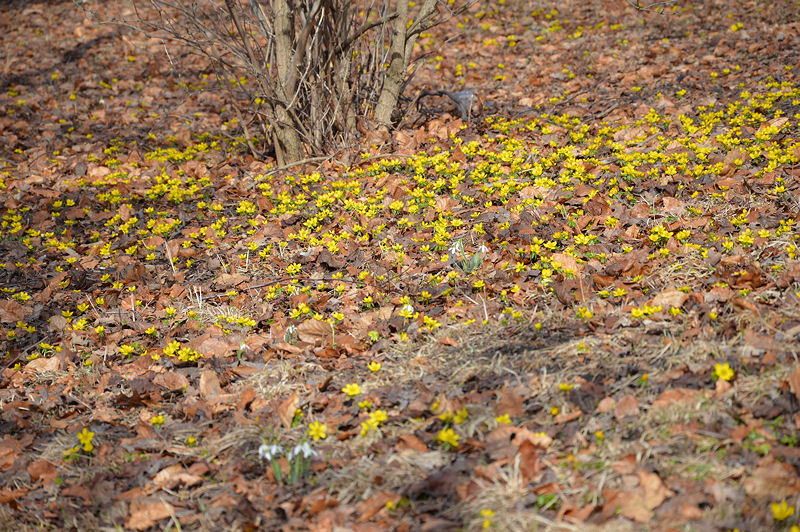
[286,325,297,334]
[449,240,464,255]
[478,244,489,254]
[402,304,415,314]
[258,444,283,461]
[289,442,317,460]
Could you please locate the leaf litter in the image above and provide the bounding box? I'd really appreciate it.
[1,0,800,530]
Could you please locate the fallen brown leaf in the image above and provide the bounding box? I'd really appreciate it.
[278,391,300,429]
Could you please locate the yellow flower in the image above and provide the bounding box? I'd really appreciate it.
[436,428,460,448]
[307,421,328,441]
[342,383,362,397]
[360,418,379,436]
[771,499,795,521]
[62,445,80,458]
[371,410,388,424]
[495,414,512,425]
[368,361,381,372]
[714,362,734,382]
[481,508,495,529]
[77,427,95,452]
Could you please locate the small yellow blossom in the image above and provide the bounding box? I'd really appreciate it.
[495,414,512,424]
[77,427,94,453]
[481,509,495,529]
[436,428,460,448]
[714,362,734,382]
[342,383,362,397]
[308,421,328,441]
[771,499,794,521]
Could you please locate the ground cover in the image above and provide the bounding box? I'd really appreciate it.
[1,0,800,530]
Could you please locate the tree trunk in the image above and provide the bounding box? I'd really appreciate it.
[373,0,409,127]
[271,103,304,167]
[374,0,436,127]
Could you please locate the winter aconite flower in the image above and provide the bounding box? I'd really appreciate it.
[771,499,794,521]
[436,428,460,449]
[714,362,734,381]
[480,509,495,529]
[342,383,362,397]
[495,414,512,425]
[77,427,94,453]
[307,421,328,441]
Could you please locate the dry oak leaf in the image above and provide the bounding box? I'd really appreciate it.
[638,469,673,510]
[512,427,553,448]
[193,331,243,357]
[652,388,700,409]
[213,272,248,289]
[297,318,332,344]
[278,391,301,429]
[597,396,615,414]
[125,498,174,531]
[24,356,61,373]
[0,434,35,473]
[0,487,29,507]
[518,439,542,484]
[551,252,580,274]
[661,196,684,213]
[650,288,689,310]
[153,371,189,391]
[0,299,27,324]
[602,471,672,523]
[743,458,800,500]
[602,489,651,523]
[151,464,203,490]
[199,370,223,400]
[396,433,429,454]
[559,502,596,524]
[614,394,640,420]
[356,490,397,523]
[788,366,800,403]
[495,385,527,417]
[485,425,520,461]
[27,459,58,484]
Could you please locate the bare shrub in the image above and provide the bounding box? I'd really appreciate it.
[128,0,467,165]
